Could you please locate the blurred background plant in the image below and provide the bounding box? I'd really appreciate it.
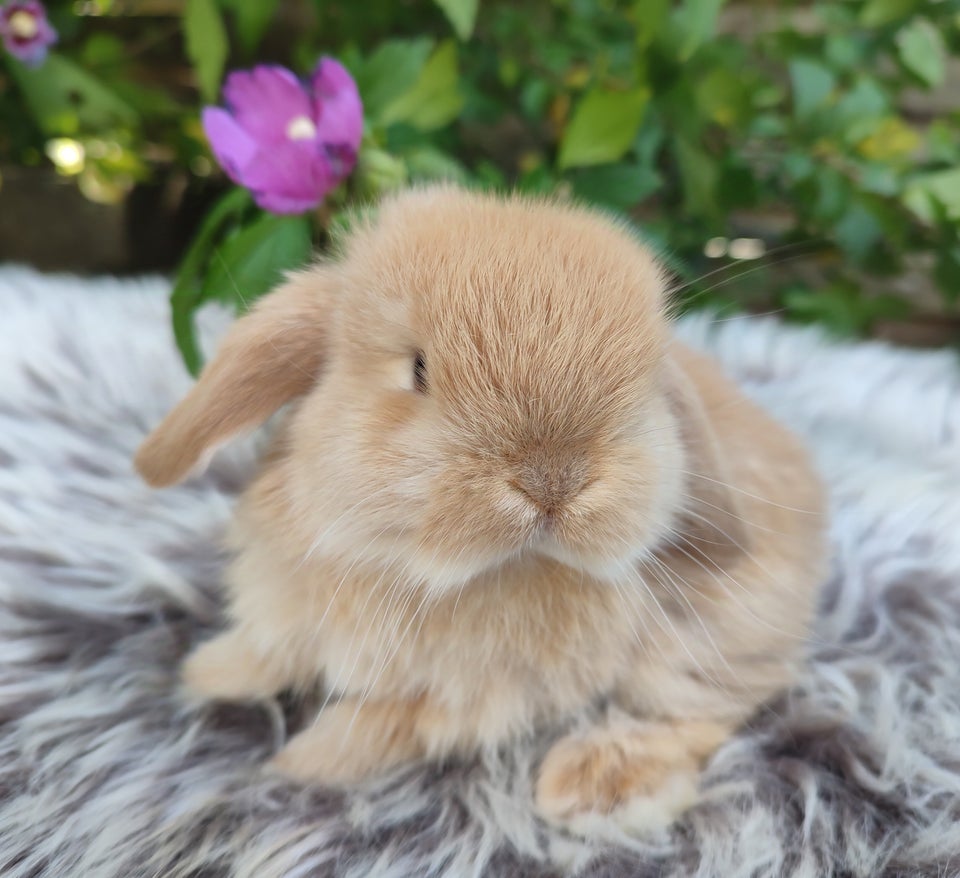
[1,0,959,370]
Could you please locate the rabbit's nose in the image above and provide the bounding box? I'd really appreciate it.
[510,457,590,515]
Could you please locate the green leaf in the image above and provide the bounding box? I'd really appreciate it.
[110,80,183,119]
[7,55,136,135]
[171,188,252,376]
[203,213,313,311]
[824,34,865,70]
[184,0,228,102]
[812,167,850,221]
[786,285,909,335]
[903,168,960,224]
[381,41,464,131]
[633,121,664,168]
[432,0,479,40]
[696,67,749,128]
[817,4,859,28]
[835,77,888,143]
[674,138,718,217]
[497,56,520,88]
[557,86,649,170]
[834,202,883,261]
[517,163,557,195]
[716,159,758,209]
[749,114,786,137]
[858,164,899,196]
[788,59,834,120]
[783,151,815,182]
[782,284,872,336]
[79,33,126,67]
[633,0,671,48]
[896,18,946,87]
[220,0,280,55]
[860,0,918,27]
[403,146,471,183]
[669,0,725,60]
[928,120,959,165]
[571,163,662,210]
[934,246,960,305]
[520,78,552,119]
[355,39,433,124]
[855,116,920,161]
[473,160,507,189]
[355,147,409,197]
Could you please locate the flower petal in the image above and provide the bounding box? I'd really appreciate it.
[202,107,259,183]
[310,57,363,153]
[5,38,49,66]
[250,188,323,215]
[1,0,57,67]
[221,65,314,144]
[240,140,334,215]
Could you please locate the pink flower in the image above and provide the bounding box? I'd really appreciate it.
[0,0,57,67]
[202,59,363,215]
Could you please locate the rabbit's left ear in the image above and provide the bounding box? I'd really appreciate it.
[135,270,334,487]
[662,352,749,558]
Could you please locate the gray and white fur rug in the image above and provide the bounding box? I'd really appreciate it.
[2,265,960,878]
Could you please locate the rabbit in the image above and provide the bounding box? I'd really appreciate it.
[135,185,827,827]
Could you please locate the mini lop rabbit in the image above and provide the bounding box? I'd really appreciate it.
[136,187,826,825]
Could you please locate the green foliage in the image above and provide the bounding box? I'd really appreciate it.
[169,187,252,376]
[380,40,464,130]
[904,169,960,224]
[184,0,228,103]
[896,18,947,87]
[203,213,313,310]
[7,54,135,134]
[352,39,434,121]
[2,0,960,366]
[788,59,835,120]
[670,0,727,60]
[860,0,920,28]
[432,0,479,41]
[784,282,910,335]
[558,87,649,169]
[220,0,280,56]
[169,190,313,375]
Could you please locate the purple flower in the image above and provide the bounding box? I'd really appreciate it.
[0,0,57,68]
[202,59,363,215]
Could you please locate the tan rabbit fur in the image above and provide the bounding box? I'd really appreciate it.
[136,186,826,826]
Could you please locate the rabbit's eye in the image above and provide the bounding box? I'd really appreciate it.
[413,351,428,394]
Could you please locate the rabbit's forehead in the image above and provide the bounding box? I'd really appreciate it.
[342,191,667,373]
[376,232,660,324]
[411,252,663,361]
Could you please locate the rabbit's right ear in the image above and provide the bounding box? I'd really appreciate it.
[662,350,749,559]
[135,270,334,488]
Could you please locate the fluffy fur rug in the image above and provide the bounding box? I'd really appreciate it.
[2,265,960,878]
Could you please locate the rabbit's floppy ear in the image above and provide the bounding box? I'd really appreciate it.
[662,351,749,558]
[136,270,333,487]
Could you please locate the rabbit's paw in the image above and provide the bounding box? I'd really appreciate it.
[181,630,287,702]
[536,718,726,832]
[267,696,427,785]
